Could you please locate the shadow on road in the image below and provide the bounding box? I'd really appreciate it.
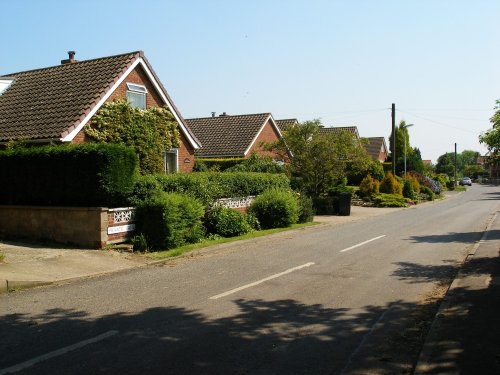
[1,297,437,374]
[406,229,500,244]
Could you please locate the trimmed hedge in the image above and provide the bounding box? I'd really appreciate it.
[130,172,291,205]
[0,143,138,207]
[249,188,299,229]
[193,158,245,172]
[134,192,205,250]
[205,206,253,237]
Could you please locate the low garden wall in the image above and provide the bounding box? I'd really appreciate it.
[0,205,136,249]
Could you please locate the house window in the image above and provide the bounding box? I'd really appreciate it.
[126,83,147,109]
[164,149,178,174]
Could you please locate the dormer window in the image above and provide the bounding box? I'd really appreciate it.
[126,83,147,109]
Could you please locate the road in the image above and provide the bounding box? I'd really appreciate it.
[1,184,499,374]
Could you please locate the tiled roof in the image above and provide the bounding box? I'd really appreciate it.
[275,118,298,131]
[363,137,388,161]
[0,51,200,148]
[186,113,272,157]
[318,126,360,139]
[0,52,141,141]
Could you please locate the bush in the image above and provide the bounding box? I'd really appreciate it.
[193,158,245,172]
[205,206,253,237]
[129,175,163,205]
[153,172,290,204]
[372,193,410,207]
[131,233,148,252]
[297,193,314,223]
[225,153,285,173]
[402,179,416,199]
[407,174,420,193]
[359,175,380,197]
[420,186,435,201]
[134,192,205,250]
[249,188,299,229]
[0,143,137,207]
[379,172,403,195]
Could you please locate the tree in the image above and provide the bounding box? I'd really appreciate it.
[389,120,414,175]
[267,119,371,197]
[435,152,457,177]
[434,149,483,178]
[479,100,500,163]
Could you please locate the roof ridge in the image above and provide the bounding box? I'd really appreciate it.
[2,51,142,77]
[186,112,271,121]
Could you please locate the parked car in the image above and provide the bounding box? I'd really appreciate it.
[459,177,472,186]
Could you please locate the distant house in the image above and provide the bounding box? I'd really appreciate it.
[318,126,361,140]
[275,118,299,132]
[363,137,389,163]
[186,112,284,160]
[0,50,200,172]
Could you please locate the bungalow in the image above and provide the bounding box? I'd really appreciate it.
[275,118,299,132]
[363,137,389,163]
[0,50,200,172]
[318,126,361,140]
[185,112,284,160]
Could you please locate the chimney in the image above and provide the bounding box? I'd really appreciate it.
[211,112,216,118]
[61,51,78,64]
[219,112,228,117]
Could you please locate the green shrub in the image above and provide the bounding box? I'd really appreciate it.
[226,153,286,174]
[402,179,416,199]
[297,193,315,223]
[129,175,163,205]
[131,233,149,252]
[372,193,410,207]
[193,157,245,171]
[249,188,299,229]
[420,186,435,201]
[245,212,261,231]
[379,172,403,195]
[359,175,380,197]
[153,172,290,204]
[134,192,205,250]
[0,143,137,207]
[312,196,338,215]
[205,206,253,237]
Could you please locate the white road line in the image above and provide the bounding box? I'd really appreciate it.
[339,235,386,253]
[0,330,118,375]
[209,262,315,300]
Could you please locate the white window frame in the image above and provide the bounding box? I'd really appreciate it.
[126,82,147,109]
[164,149,179,174]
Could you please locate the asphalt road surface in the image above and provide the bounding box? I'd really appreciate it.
[1,184,499,374]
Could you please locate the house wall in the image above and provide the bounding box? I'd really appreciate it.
[70,65,195,172]
[247,119,282,159]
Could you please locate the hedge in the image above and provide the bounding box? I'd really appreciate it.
[131,172,291,205]
[193,158,245,172]
[134,192,205,250]
[0,143,138,207]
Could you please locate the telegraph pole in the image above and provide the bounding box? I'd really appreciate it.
[454,143,457,186]
[392,103,396,175]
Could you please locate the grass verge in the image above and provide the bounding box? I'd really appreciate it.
[146,221,319,260]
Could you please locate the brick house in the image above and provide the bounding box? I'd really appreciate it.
[0,51,200,172]
[185,112,284,160]
[363,137,389,162]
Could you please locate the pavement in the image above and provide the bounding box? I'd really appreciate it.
[1,199,499,373]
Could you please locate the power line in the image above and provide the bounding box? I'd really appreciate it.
[396,109,478,134]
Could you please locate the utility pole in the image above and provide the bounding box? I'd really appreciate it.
[392,103,396,175]
[454,143,457,186]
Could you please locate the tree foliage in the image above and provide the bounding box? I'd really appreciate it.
[267,119,371,197]
[479,100,500,164]
[435,149,483,178]
[85,100,180,174]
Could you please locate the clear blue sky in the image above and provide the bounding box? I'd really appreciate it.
[2,0,499,162]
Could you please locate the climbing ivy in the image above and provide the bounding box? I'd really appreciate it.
[85,100,180,174]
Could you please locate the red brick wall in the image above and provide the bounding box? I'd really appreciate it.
[71,65,196,172]
[178,132,195,172]
[247,119,281,159]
